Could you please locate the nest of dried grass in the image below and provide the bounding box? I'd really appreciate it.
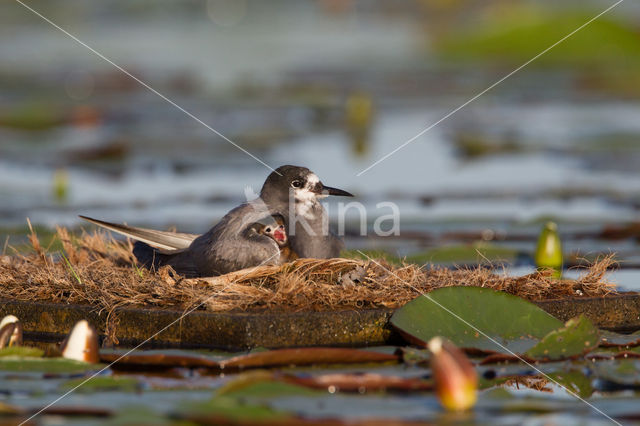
[0,226,618,317]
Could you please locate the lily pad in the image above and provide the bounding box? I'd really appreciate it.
[104,406,171,425]
[175,395,293,423]
[286,372,433,393]
[390,287,563,354]
[99,349,222,369]
[405,243,518,265]
[0,346,44,358]
[220,348,399,369]
[0,357,104,373]
[599,330,640,348]
[101,347,398,370]
[547,370,594,399]
[526,315,600,361]
[214,371,320,398]
[223,379,321,398]
[436,10,640,69]
[592,359,640,388]
[61,375,141,393]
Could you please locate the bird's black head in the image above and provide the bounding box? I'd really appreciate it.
[260,165,353,203]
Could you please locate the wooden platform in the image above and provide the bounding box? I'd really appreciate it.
[1,293,639,350]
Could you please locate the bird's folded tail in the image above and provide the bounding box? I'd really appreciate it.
[78,215,197,250]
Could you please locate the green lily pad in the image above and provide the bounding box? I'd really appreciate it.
[103,406,171,425]
[547,369,594,399]
[176,395,292,423]
[390,287,563,354]
[61,375,140,393]
[176,380,325,423]
[526,315,600,361]
[481,387,515,400]
[215,371,321,398]
[405,243,518,265]
[436,9,640,69]
[0,101,64,131]
[588,346,640,357]
[223,380,321,398]
[0,346,44,358]
[0,357,103,373]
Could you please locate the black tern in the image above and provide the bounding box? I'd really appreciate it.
[260,165,353,258]
[81,212,290,277]
[79,165,352,277]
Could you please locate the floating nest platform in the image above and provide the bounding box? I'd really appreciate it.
[0,227,634,350]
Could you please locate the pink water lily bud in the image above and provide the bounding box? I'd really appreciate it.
[428,337,477,412]
[61,320,100,363]
[0,315,23,348]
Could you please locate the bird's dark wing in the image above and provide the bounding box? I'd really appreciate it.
[79,215,197,250]
[188,203,281,276]
[203,237,280,276]
[133,242,200,277]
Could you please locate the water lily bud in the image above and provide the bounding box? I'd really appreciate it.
[535,221,563,278]
[346,92,373,128]
[345,91,374,156]
[61,320,99,363]
[428,337,477,412]
[53,168,69,203]
[0,315,18,330]
[0,315,22,348]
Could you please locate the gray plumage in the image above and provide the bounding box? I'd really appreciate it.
[78,216,196,250]
[129,203,283,277]
[82,205,282,278]
[184,202,282,276]
[79,164,352,277]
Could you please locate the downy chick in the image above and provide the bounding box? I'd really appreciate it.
[249,215,298,264]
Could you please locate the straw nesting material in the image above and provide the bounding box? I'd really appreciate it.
[0,227,617,316]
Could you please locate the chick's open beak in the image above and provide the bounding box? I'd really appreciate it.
[274,227,287,243]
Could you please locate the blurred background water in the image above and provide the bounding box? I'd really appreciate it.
[2,0,640,288]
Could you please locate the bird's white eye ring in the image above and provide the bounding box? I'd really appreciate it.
[265,227,272,233]
[291,180,302,188]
